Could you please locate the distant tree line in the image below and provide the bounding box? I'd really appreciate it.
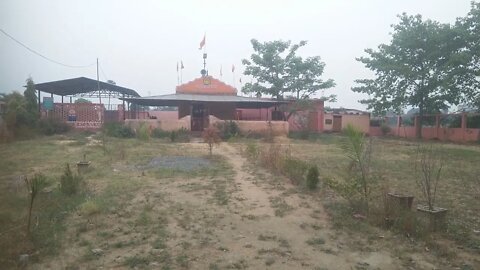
[352,2,480,137]
[242,2,479,138]
[0,77,70,141]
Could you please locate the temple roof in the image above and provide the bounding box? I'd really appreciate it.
[121,93,288,108]
[176,76,237,95]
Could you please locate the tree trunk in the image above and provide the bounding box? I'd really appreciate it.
[416,100,424,139]
[27,196,34,235]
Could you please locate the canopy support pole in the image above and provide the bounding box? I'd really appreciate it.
[37,90,41,112]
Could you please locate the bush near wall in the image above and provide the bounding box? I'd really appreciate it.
[151,128,170,138]
[103,122,135,138]
[169,127,190,142]
[281,157,309,185]
[37,118,71,136]
[150,127,191,142]
[136,123,150,141]
[215,120,241,140]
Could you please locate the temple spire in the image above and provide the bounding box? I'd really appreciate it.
[201,52,208,77]
[199,33,208,77]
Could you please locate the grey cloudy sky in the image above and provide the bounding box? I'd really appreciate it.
[0,0,473,109]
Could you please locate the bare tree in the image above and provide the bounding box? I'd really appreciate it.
[414,144,444,210]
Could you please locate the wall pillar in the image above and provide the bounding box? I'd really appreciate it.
[122,94,126,120]
[317,100,324,132]
[461,113,467,142]
[397,116,402,137]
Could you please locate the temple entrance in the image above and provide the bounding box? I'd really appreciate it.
[332,115,342,132]
[191,103,206,131]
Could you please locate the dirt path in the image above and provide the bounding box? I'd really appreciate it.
[217,143,433,270]
[31,142,441,270]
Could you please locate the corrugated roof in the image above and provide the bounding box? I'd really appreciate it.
[34,77,140,97]
[121,93,287,108]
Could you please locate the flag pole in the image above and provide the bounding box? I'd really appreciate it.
[176,62,180,85]
[232,69,236,88]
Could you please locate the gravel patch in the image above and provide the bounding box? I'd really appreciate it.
[138,156,213,171]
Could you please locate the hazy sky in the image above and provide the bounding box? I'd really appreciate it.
[0,0,473,109]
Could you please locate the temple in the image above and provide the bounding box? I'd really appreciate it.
[121,75,295,135]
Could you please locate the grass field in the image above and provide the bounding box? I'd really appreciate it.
[287,135,480,249]
[0,132,479,269]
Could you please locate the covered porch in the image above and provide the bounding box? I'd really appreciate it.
[121,93,289,136]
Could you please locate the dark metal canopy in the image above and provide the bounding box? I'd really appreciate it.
[34,77,140,98]
[121,93,288,109]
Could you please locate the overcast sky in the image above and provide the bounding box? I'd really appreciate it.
[0,0,473,109]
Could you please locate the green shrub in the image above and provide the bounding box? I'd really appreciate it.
[37,118,71,135]
[137,123,150,141]
[78,200,100,216]
[282,157,309,185]
[25,173,47,235]
[306,165,320,190]
[169,130,177,142]
[103,122,135,138]
[151,128,170,138]
[380,123,391,135]
[60,163,82,195]
[216,120,240,140]
[245,142,259,160]
[170,127,190,142]
[330,124,376,213]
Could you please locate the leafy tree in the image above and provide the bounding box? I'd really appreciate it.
[1,92,28,130]
[457,2,480,111]
[24,77,39,125]
[242,39,335,100]
[74,98,92,103]
[352,14,473,138]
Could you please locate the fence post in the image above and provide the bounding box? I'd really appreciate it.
[461,113,467,142]
[397,116,402,137]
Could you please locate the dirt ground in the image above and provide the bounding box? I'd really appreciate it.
[28,141,450,270]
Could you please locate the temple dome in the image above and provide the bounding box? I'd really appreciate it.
[176,76,237,96]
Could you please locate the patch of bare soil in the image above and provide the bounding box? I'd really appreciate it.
[31,142,444,269]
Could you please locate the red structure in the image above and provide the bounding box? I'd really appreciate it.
[45,103,105,129]
[176,76,237,95]
[34,77,140,130]
[122,75,288,133]
[369,113,480,143]
[236,100,325,132]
